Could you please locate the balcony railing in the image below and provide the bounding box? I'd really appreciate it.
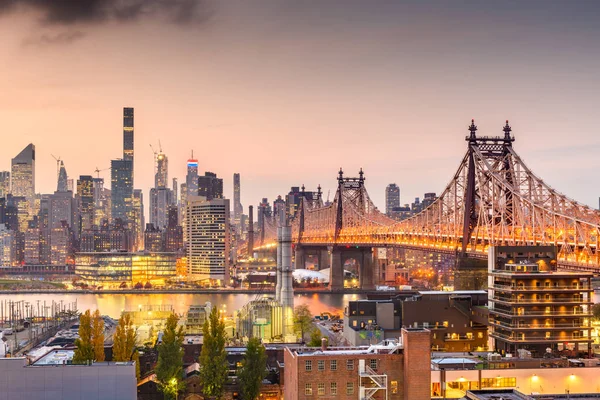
[491,284,591,291]
[489,307,591,317]
[489,319,592,330]
[493,296,590,305]
[490,331,591,342]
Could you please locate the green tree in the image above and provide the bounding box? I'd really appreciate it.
[73,310,94,364]
[308,328,323,347]
[156,313,185,400]
[293,305,313,342]
[238,337,267,400]
[592,303,600,321]
[113,314,140,379]
[92,310,105,362]
[200,306,228,399]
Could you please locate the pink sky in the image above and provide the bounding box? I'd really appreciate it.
[1,1,600,213]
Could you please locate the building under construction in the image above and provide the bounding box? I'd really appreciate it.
[236,296,283,341]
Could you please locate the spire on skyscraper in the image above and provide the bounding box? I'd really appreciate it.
[57,161,69,192]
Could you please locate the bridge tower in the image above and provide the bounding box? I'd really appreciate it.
[456,119,515,290]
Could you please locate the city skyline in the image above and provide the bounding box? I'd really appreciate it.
[2,1,600,211]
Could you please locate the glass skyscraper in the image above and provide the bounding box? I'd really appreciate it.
[123,107,134,162]
[111,159,133,222]
[11,143,35,209]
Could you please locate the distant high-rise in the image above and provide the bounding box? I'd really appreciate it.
[385,183,400,215]
[150,187,172,229]
[11,143,35,209]
[77,175,94,232]
[155,152,168,188]
[57,161,69,192]
[233,173,242,227]
[0,172,9,198]
[186,196,230,284]
[123,107,134,162]
[186,152,198,198]
[110,159,133,222]
[132,189,144,251]
[198,172,223,200]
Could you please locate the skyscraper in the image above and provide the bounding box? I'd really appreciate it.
[186,152,198,198]
[198,172,223,200]
[132,189,144,251]
[110,159,133,222]
[77,175,94,232]
[123,107,134,162]
[150,187,172,229]
[155,152,168,188]
[0,171,9,198]
[186,196,230,284]
[11,143,35,210]
[57,161,68,192]
[385,183,400,215]
[233,173,242,228]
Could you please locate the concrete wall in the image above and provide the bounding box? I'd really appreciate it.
[0,358,136,400]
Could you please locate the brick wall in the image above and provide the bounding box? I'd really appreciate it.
[402,328,431,400]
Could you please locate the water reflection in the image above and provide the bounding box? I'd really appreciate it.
[0,292,364,318]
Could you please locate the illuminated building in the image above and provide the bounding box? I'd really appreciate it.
[198,171,223,200]
[123,107,134,163]
[50,223,70,266]
[57,161,68,192]
[111,158,133,223]
[144,223,162,252]
[0,225,16,267]
[164,205,183,252]
[49,190,74,228]
[132,189,144,250]
[185,303,211,335]
[489,246,593,357]
[92,177,110,225]
[385,183,400,215]
[10,143,35,213]
[77,175,94,232]
[155,151,168,188]
[24,226,40,265]
[186,152,198,197]
[186,196,230,284]
[257,197,271,233]
[233,173,242,230]
[0,171,9,198]
[150,187,172,229]
[80,219,133,252]
[236,297,283,340]
[75,251,177,286]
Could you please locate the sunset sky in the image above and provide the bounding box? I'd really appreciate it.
[1,0,600,213]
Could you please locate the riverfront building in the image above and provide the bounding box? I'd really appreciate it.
[74,251,176,287]
[488,246,593,356]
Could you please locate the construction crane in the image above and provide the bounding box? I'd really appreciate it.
[94,166,111,179]
[51,154,61,181]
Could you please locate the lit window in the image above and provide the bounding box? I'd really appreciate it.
[305,360,312,372]
[317,383,325,395]
[347,359,354,370]
[330,360,337,371]
[305,383,312,395]
[478,332,484,339]
[346,382,354,395]
[391,380,398,394]
[331,382,337,395]
[318,360,324,371]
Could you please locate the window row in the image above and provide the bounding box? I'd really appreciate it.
[304,382,352,395]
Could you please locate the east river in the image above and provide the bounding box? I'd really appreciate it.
[0,292,365,318]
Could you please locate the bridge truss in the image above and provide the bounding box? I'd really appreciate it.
[255,120,600,272]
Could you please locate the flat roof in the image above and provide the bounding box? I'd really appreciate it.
[419,290,487,295]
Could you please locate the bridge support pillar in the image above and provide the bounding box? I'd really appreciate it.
[294,247,306,270]
[318,249,330,270]
[329,248,343,291]
[359,249,374,290]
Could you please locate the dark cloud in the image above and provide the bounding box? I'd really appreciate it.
[22,30,86,46]
[0,0,214,25]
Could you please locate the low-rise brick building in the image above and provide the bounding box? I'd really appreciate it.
[284,327,430,400]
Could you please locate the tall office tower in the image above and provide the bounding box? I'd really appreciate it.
[0,225,15,267]
[155,152,168,188]
[198,172,223,200]
[144,223,163,252]
[49,191,74,228]
[38,195,51,264]
[0,171,9,198]
[186,196,230,284]
[164,205,183,252]
[385,183,400,215]
[233,173,242,228]
[123,107,134,162]
[110,159,133,223]
[92,177,110,225]
[7,195,29,233]
[247,205,254,255]
[257,198,271,232]
[11,143,35,213]
[132,189,144,251]
[77,175,94,232]
[186,152,199,197]
[50,222,71,266]
[172,178,178,205]
[24,224,40,265]
[150,187,173,229]
[57,161,69,192]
